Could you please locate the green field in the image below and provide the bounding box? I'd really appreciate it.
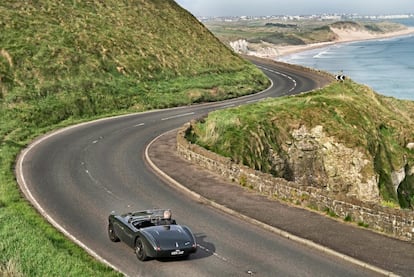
[0,1,269,275]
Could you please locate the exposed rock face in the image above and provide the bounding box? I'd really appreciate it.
[229,39,249,54]
[178,124,414,241]
[392,167,406,194]
[276,125,380,203]
[229,39,280,58]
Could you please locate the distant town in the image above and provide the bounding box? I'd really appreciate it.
[198,13,414,22]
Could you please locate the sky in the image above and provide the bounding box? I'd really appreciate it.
[175,0,414,16]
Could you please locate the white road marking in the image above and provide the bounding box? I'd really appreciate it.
[161,112,195,121]
[257,65,297,92]
[197,244,228,262]
[134,123,145,127]
[221,104,236,109]
[81,162,122,200]
[16,134,123,275]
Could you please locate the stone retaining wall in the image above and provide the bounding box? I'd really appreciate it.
[177,124,414,242]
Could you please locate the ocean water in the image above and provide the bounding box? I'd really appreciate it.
[280,19,414,100]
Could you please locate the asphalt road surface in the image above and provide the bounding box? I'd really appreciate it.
[17,59,382,276]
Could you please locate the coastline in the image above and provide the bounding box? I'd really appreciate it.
[248,27,414,60]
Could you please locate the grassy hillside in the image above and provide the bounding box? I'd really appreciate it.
[187,80,414,208]
[0,0,268,275]
[0,0,268,128]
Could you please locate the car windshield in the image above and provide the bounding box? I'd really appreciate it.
[132,220,154,229]
[124,209,172,225]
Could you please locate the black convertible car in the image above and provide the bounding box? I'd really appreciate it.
[108,209,197,261]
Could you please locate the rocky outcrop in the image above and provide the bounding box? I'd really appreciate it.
[229,39,280,58]
[177,124,414,242]
[273,126,414,204]
[229,39,249,54]
[275,125,380,203]
[392,167,406,194]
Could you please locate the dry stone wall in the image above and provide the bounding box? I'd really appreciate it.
[177,124,414,242]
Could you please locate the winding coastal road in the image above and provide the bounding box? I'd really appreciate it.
[17,59,380,276]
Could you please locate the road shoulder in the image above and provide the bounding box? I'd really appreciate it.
[146,130,413,276]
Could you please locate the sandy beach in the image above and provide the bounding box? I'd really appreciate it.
[243,26,414,59]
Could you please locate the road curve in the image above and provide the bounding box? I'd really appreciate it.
[17,60,380,276]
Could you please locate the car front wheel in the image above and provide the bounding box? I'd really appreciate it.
[108,223,120,242]
[135,238,149,261]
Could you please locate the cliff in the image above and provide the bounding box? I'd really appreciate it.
[187,80,414,208]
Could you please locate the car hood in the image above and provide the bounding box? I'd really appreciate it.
[142,225,194,249]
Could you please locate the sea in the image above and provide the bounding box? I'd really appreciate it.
[279,18,414,100]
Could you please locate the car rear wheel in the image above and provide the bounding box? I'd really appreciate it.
[108,223,120,242]
[135,238,149,261]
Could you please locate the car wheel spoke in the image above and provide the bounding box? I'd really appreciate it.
[135,238,148,261]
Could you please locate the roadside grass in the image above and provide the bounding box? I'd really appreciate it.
[324,208,338,218]
[0,259,23,277]
[358,221,370,228]
[1,203,117,276]
[344,214,353,222]
[1,117,123,276]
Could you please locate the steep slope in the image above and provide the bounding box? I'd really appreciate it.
[187,80,414,208]
[0,0,268,128]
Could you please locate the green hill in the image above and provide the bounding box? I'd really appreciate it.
[0,0,268,275]
[0,0,268,128]
[187,80,414,208]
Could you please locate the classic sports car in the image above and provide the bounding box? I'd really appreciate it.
[108,209,197,261]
